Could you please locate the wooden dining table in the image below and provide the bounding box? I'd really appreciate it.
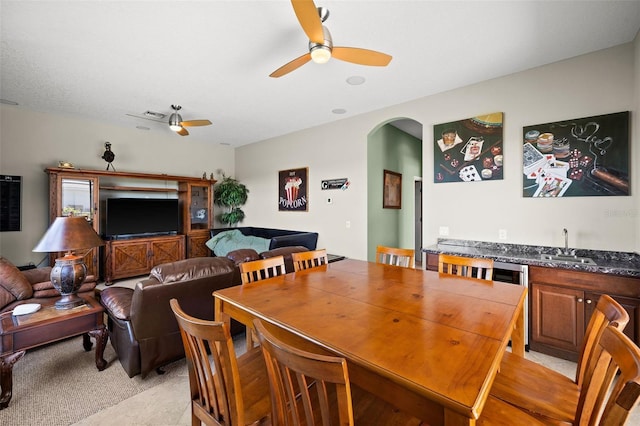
[214,259,526,426]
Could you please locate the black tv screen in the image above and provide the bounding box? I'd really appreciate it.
[104,198,179,238]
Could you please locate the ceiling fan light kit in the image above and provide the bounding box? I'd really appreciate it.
[270,0,392,77]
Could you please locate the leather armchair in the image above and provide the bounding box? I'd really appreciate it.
[98,257,238,378]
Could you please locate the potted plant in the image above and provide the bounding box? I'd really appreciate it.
[214,174,249,227]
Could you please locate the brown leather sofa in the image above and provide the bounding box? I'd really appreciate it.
[98,256,238,378]
[0,257,96,314]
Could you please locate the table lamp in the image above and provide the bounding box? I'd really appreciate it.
[33,216,104,309]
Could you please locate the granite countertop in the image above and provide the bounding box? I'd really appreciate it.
[423,239,640,278]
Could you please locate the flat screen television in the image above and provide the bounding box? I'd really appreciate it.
[104,198,180,239]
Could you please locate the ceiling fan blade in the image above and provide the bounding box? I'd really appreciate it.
[177,127,189,136]
[291,0,323,43]
[270,53,312,78]
[180,119,212,127]
[332,47,392,66]
[125,113,166,123]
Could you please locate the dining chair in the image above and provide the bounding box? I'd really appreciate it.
[291,249,329,272]
[239,255,287,348]
[239,255,286,285]
[437,253,494,281]
[252,319,423,426]
[479,324,640,425]
[490,294,629,424]
[375,245,415,268]
[169,299,271,426]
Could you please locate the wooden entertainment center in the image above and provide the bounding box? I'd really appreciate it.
[45,167,215,284]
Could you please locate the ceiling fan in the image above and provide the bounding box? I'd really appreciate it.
[127,105,212,136]
[166,104,211,136]
[270,0,392,78]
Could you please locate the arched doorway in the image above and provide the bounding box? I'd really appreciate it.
[366,118,423,264]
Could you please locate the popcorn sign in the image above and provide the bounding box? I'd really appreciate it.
[279,168,308,211]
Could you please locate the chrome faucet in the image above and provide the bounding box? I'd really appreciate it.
[561,228,574,256]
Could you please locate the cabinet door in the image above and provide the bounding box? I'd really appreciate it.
[107,240,150,281]
[150,236,185,267]
[180,182,213,235]
[187,234,211,258]
[585,292,640,346]
[531,283,585,354]
[49,174,100,277]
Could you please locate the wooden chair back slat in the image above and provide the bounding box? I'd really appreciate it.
[253,319,354,426]
[375,245,415,268]
[170,298,244,426]
[489,294,629,424]
[240,256,286,285]
[575,325,640,425]
[292,249,329,272]
[438,254,494,281]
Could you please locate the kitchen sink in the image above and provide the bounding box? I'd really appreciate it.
[540,254,597,265]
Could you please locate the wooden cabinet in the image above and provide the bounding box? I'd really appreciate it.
[45,167,216,283]
[179,182,214,258]
[529,265,640,361]
[103,235,185,284]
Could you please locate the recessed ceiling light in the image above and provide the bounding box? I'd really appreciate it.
[0,99,19,105]
[220,142,231,146]
[332,108,347,115]
[346,76,365,86]
[136,125,150,131]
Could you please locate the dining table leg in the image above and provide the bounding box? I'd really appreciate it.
[511,304,525,357]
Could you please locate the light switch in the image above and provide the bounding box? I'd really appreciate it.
[439,226,449,236]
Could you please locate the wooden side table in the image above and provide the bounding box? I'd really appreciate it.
[0,295,107,409]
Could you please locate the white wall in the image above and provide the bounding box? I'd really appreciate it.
[635,30,640,251]
[0,107,235,266]
[237,42,638,260]
[1,41,637,265]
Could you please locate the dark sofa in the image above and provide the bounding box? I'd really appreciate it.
[210,227,318,251]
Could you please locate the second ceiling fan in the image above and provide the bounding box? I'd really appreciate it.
[270,0,392,78]
[168,104,211,136]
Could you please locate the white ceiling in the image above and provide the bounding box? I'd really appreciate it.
[2,1,639,147]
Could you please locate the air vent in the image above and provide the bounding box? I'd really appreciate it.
[144,111,165,119]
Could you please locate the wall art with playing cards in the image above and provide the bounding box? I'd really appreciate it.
[433,112,504,183]
[522,111,629,198]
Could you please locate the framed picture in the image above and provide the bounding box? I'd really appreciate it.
[383,169,402,209]
[433,112,504,183]
[522,111,629,197]
[279,167,308,211]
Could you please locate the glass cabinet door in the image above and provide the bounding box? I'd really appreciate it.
[189,185,210,231]
[61,178,96,222]
[50,173,100,277]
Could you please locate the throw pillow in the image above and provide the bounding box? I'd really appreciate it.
[0,257,33,300]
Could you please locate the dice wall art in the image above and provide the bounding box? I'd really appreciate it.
[523,111,630,197]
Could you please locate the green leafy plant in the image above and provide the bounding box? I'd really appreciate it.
[214,174,249,227]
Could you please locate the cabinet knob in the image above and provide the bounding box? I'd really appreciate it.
[586,299,592,304]
[577,298,584,303]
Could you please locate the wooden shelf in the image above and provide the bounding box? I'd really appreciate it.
[45,167,216,184]
[100,186,178,193]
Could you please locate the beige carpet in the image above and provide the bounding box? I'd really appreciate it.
[2,335,187,426]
